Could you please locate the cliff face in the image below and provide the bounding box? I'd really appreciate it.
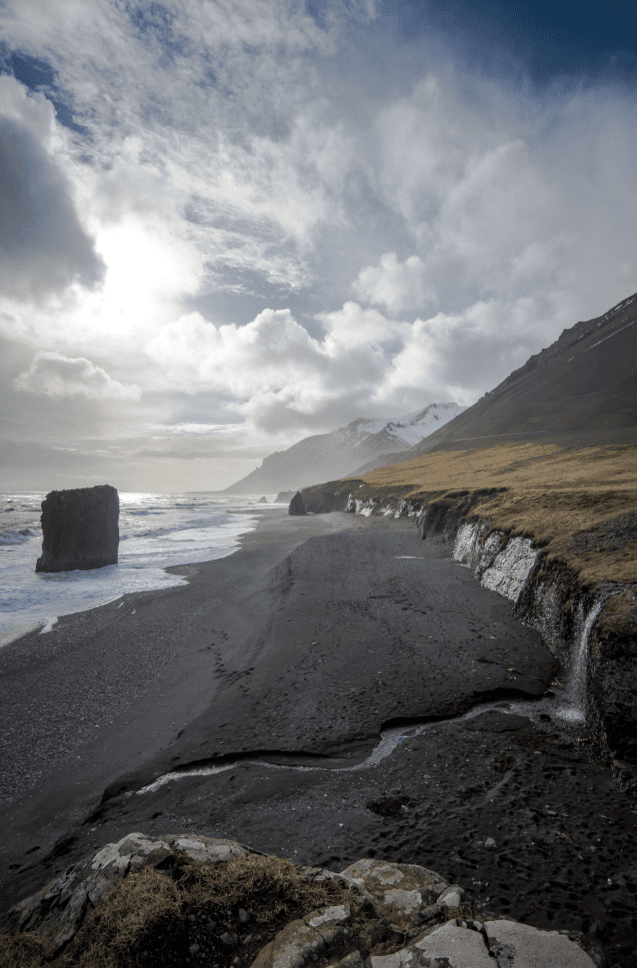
[309,481,637,796]
[301,479,366,514]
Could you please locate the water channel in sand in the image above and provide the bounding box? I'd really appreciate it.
[137,591,622,796]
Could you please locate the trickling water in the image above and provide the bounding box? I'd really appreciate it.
[556,590,625,724]
[134,588,631,796]
[136,697,565,796]
[136,723,417,795]
[557,599,605,723]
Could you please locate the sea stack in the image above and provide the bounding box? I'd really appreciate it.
[288,491,306,516]
[35,485,119,573]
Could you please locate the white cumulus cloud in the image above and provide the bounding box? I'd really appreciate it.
[14,351,141,400]
[352,253,438,315]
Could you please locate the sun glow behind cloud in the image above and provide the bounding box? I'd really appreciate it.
[89,223,203,341]
[0,0,636,489]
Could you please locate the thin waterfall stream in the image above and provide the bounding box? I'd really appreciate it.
[136,591,622,796]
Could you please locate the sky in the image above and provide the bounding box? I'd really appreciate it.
[1,0,636,492]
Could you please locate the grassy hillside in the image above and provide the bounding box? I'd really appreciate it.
[345,443,637,590]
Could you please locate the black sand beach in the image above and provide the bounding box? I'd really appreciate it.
[1,509,636,964]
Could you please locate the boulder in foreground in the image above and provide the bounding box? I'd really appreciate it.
[35,484,119,573]
[0,833,597,967]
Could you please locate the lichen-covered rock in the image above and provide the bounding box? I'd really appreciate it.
[338,859,450,934]
[0,839,598,968]
[0,833,253,955]
[412,919,494,968]
[35,484,119,572]
[251,905,355,968]
[483,919,595,967]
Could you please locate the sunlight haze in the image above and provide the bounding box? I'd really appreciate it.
[1,0,635,490]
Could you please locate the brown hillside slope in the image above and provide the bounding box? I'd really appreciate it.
[351,290,637,476]
[344,442,637,592]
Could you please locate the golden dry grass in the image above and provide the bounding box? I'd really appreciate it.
[346,443,637,589]
[0,849,475,968]
[0,853,363,968]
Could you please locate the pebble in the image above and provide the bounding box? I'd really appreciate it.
[189,944,200,955]
[485,837,497,849]
[238,908,250,923]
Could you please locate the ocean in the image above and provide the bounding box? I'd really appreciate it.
[0,491,287,648]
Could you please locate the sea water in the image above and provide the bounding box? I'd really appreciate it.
[0,491,286,648]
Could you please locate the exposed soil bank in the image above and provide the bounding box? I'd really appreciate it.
[337,482,637,797]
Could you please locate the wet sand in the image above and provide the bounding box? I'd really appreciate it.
[1,509,636,964]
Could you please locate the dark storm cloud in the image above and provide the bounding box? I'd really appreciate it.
[0,116,105,300]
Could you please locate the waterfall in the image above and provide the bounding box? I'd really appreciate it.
[560,590,624,723]
[558,599,604,723]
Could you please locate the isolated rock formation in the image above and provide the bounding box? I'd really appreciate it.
[35,485,119,573]
[288,491,306,516]
[257,496,269,504]
[0,833,596,967]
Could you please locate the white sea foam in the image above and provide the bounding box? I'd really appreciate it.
[0,491,275,648]
[0,529,34,546]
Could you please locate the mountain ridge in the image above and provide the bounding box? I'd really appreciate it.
[346,289,637,477]
[222,403,466,494]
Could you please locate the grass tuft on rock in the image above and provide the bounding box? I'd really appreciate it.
[0,853,365,968]
[0,932,51,968]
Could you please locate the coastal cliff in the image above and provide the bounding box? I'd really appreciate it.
[299,443,637,796]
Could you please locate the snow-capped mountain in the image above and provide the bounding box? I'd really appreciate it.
[222,403,466,494]
[347,288,637,478]
[362,403,468,450]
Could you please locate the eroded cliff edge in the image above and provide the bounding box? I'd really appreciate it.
[299,473,637,796]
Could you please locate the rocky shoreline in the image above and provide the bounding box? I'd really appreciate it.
[0,832,602,967]
[1,509,636,966]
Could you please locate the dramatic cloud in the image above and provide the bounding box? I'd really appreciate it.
[0,0,635,488]
[14,351,141,400]
[0,78,105,301]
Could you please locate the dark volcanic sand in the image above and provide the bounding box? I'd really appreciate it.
[1,510,636,965]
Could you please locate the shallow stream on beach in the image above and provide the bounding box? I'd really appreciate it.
[137,690,589,794]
